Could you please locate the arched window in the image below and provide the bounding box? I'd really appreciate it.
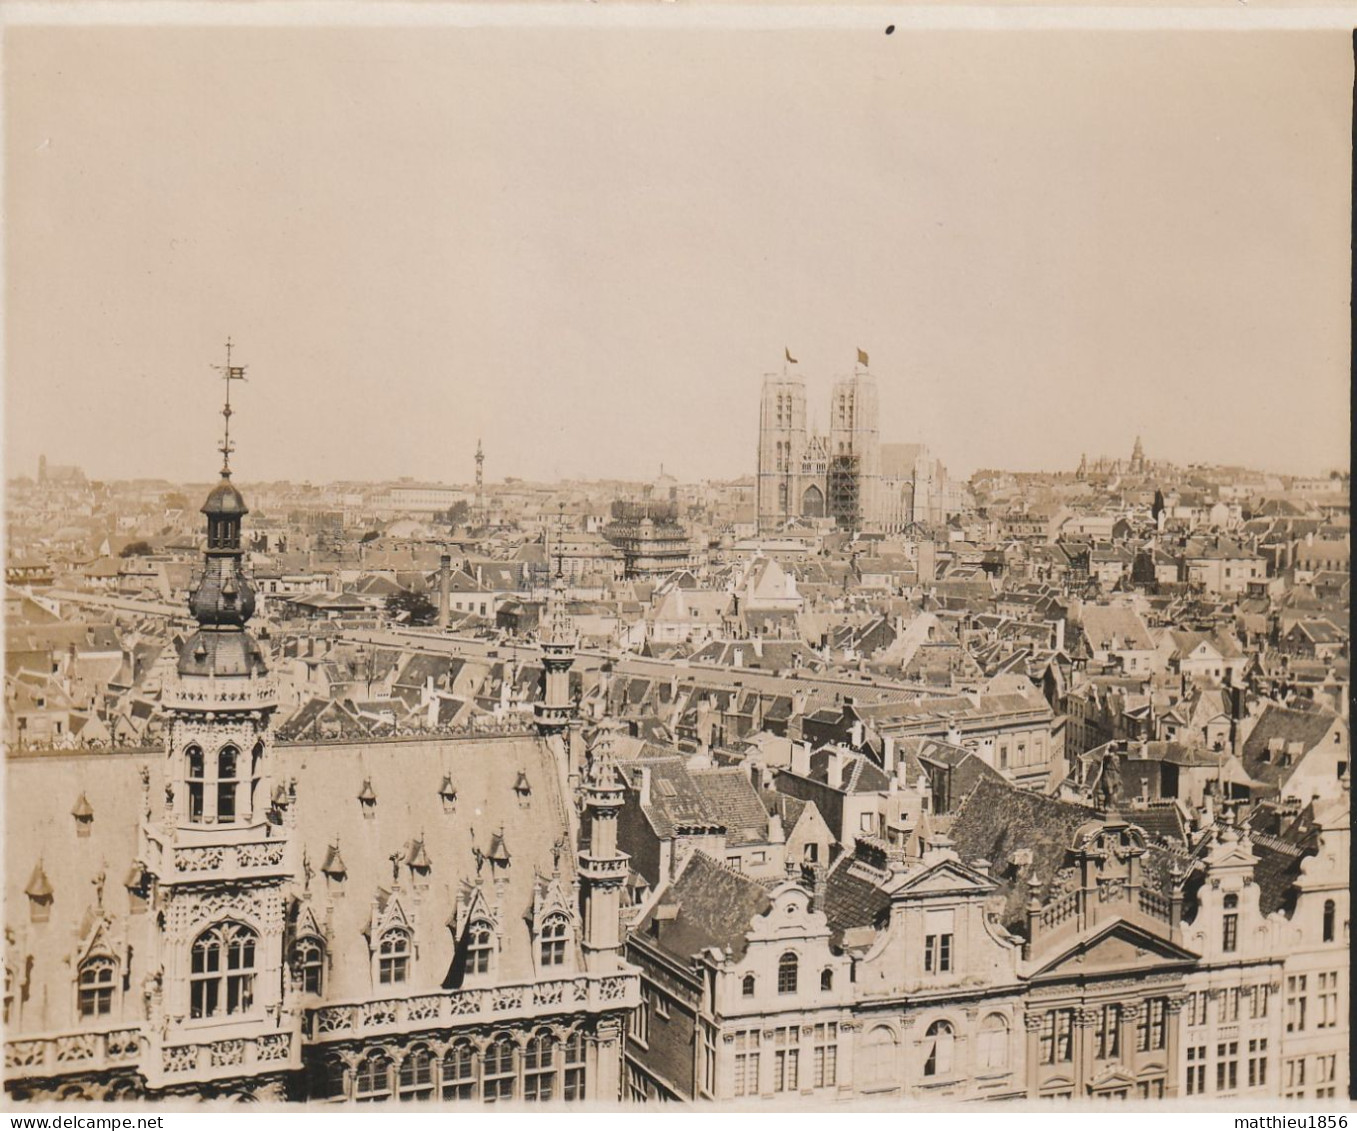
[354,1051,392,1103]
[820,968,834,992]
[540,914,568,968]
[190,921,257,1019]
[216,745,240,823]
[977,1014,1009,1071]
[467,921,495,976]
[741,974,756,998]
[186,745,205,823]
[78,956,116,1019]
[294,937,325,995]
[442,1042,478,1101]
[862,1026,897,1087]
[483,1035,517,1103]
[563,1031,587,1102]
[378,928,411,985]
[923,1020,955,1077]
[1323,900,1336,943]
[398,1046,436,1102]
[777,953,798,995]
[524,1030,557,1102]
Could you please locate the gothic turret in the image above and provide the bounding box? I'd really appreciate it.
[577,727,629,971]
[535,539,577,737]
[140,342,298,1090]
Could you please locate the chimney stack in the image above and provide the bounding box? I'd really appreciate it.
[438,553,452,630]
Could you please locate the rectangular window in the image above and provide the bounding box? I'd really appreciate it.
[1223,913,1238,953]
[1137,998,1167,1052]
[1286,975,1307,1032]
[1096,1004,1121,1060]
[773,1028,799,1093]
[1040,1010,1074,1064]
[1247,1039,1268,1089]
[923,909,955,974]
[733,1031,760,1099]
[654,993,670,1020]
[629,996,650,1044]
[1216,1041,1238,1094]
[699,1024,716,1098]
[812,1024,838,1089]
[1186,992,1208,1028]
[1218,986,1240,1024]
[1186,1046,1206,1096]
[1317,971,1339,1029]
[1283,1057,1306,1099]
[1249,984,1269,1019]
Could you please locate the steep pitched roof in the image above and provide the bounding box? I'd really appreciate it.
[634,851,772,962]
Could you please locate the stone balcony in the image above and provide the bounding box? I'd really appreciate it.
[162,674,277,713]
[305,971,640,1044]
[4,1025,141,1081]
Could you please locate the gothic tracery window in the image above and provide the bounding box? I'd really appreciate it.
[442,1041,478,1101]
[467,921,495,976]
[377,928,411,985]
[524,1030,557,1102]
[398,1045,436,1102]
[77,956,116,1019]
[190,921,257,1019]
[539,914,568,968]
[294,936,325,995]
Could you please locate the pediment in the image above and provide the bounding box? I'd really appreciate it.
[890,858,996,899]
[1030,917,1198,978]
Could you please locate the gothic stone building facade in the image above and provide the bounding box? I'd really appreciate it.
[4,470,639,1103]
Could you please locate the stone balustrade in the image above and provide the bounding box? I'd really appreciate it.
[306,972,639,1043]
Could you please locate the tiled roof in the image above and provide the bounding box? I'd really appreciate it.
[634,851,772,962]
[692,769,770,846]
[820,854,892,942]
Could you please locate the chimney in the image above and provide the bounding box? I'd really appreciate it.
[791,741,812,777]
[631,765,652,808]
[1054,617,1066,653]
[883,733,897,775]
[438,553,452,630]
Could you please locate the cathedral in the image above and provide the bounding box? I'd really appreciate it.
[755,364,964,534]
[4,393,639,1103]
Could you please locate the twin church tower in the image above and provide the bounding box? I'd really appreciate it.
[756,366,881,533]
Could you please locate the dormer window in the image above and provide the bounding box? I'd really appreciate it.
[539,914,569,967]
[77,956,117,1018]
[71,793,94,837]
[466,921,495,977]
[358,779,378,819]
[377,928,411,985]
[294,936,326,995]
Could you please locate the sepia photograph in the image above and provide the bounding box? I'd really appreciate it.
[1,4,1351,1112]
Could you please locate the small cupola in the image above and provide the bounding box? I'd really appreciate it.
[407,838,432,876]
[71,793,94,837]
[513,770,532,807]
[487,829,511,870]
[25,862,53,922]
[358,778,377,819]
[438,774,458,812]
[322,843,348,881]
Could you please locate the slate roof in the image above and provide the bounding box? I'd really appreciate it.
[949,776,1100,930]
[820,854,893,942]
[1241,704,1345,788]
[634,851,773,962]
[692,769,770,846]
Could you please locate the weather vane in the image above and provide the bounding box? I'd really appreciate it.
[210,338,248,477]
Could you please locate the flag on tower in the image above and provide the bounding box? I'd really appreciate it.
[785,347,798,365]
[856,347,869,368]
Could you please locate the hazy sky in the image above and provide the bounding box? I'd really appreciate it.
[5,24,1351,486]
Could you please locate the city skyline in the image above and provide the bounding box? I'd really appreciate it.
[6,27,1351,486]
